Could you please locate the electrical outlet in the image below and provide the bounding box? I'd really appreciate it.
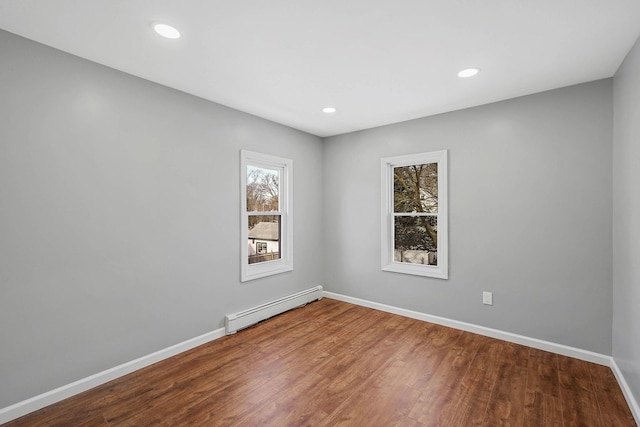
[483,291,493,305]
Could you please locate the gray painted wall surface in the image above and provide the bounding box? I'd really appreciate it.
[613,36,640,407]
[0,30,323,408]
[323,80,613,355]
[0,25,627,413]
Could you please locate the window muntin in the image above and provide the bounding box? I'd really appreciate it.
[241,150,292,282]
[382,151,448,279]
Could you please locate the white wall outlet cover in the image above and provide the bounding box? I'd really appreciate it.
[483,291,493,305]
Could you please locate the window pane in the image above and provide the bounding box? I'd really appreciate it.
[393,163,438,213]
[247,166,279,212]
[394,216,437,265]
[248,215,281,264]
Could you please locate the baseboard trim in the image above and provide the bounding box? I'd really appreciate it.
[324,291,612,366]
[4,295,638,425]
[324,291,640,419]
[611,358,640,425]
[0,328,226,425]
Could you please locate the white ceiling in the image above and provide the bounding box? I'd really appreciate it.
[1,1,640,137]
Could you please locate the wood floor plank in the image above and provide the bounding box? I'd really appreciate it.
[446,339,505,426]
[239,374,334,426]
[528,348,562,398]
[2,298,635,427]
[557,354,604,427]
[483,350,528,426]
[589,363,636,426]
[407,333,486,425]
[323,359,421,426]
[396,324,463,390]
[524,390,564,427]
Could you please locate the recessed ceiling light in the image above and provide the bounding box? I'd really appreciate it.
[457,68,480,78]
[322,107,337,114]
[153,23,181,39]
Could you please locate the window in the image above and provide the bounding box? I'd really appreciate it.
[241,150,293,282]
[381,150,448,279]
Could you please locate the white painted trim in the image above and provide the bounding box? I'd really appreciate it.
[324,291,611,366]
[240,150,293,282]
[0,328,225,425]
[325,291,640,418]
[611,358,640,425]
[381,150,448,279]
[4,295,638,425]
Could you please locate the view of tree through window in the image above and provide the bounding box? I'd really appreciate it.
[393,163,438,265]
[246,166,281,264]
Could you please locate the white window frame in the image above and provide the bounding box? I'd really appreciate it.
[241,150,293,282]
[381,150,448,279]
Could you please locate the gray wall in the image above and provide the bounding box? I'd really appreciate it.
[0,24,627,412]
[0,30,324,408]
[323,80,614,355]
[613,36,640,408]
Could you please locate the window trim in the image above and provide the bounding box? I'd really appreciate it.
[381,150,448,279]
[241,150,293,282]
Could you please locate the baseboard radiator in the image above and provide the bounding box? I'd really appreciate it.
[225,285,323,334]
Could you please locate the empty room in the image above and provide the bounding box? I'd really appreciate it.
[1,1,640,425]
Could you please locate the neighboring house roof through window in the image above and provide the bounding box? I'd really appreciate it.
[248,222,279,241]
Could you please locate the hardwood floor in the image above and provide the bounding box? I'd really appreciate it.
[3,298,636,426]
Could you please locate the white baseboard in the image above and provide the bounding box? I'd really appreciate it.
[4,294,639,425]
[611,358,640,425]
[325,291,640,422]
[324,291,612,365]
[0,328,225,425]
